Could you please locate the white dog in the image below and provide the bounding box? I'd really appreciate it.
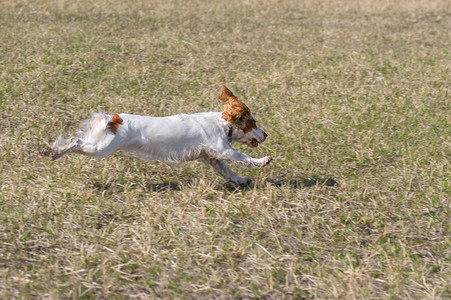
[40,86,272,185]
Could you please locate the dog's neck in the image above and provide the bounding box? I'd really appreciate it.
[227,125,233,143]
[220,114,235,143]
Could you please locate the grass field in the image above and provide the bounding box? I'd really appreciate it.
[0,0,449,298]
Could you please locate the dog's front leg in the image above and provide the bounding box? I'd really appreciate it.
[203,157,251,185]
[216,149,272,168]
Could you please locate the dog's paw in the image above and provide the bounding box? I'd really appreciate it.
[260,156,273,167]
[239,177,252,186]
[230,177,251,186]
[39,146,53,157]
[40,147,62,160]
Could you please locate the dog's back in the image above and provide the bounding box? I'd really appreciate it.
[117,112,226,163]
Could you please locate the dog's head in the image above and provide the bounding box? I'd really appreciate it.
[219,86,267,147]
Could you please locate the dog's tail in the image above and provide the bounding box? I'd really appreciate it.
[78,113,123,143]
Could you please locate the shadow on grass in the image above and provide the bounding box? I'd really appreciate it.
[92,181,182,193]
[223,176,338,192]
[144,181,182,192]
[270,176,338,189]
[91,176,337,194]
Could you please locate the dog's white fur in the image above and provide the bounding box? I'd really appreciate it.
[41,86,272,185]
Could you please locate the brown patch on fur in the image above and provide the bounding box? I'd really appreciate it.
[107,113,123,134]
[218,86,256,133]
[218,85,236,102]
[221,99,249,124]
[243,116,257,133]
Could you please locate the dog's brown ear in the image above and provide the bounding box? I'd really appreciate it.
[218,85,235,102]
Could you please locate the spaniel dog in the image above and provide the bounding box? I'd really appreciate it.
[41,86,272,185]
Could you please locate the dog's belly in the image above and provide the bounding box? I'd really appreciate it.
[117,114,214,163]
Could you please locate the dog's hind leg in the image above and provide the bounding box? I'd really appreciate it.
[40,134,121,160]
[41,113,124,160]
[40,136,85,160]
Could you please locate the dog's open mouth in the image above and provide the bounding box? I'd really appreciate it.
[250,138,259,148]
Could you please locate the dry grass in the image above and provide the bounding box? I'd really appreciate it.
[0,0,450,298]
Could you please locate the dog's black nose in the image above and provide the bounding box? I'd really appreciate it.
[263,132,268,140]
